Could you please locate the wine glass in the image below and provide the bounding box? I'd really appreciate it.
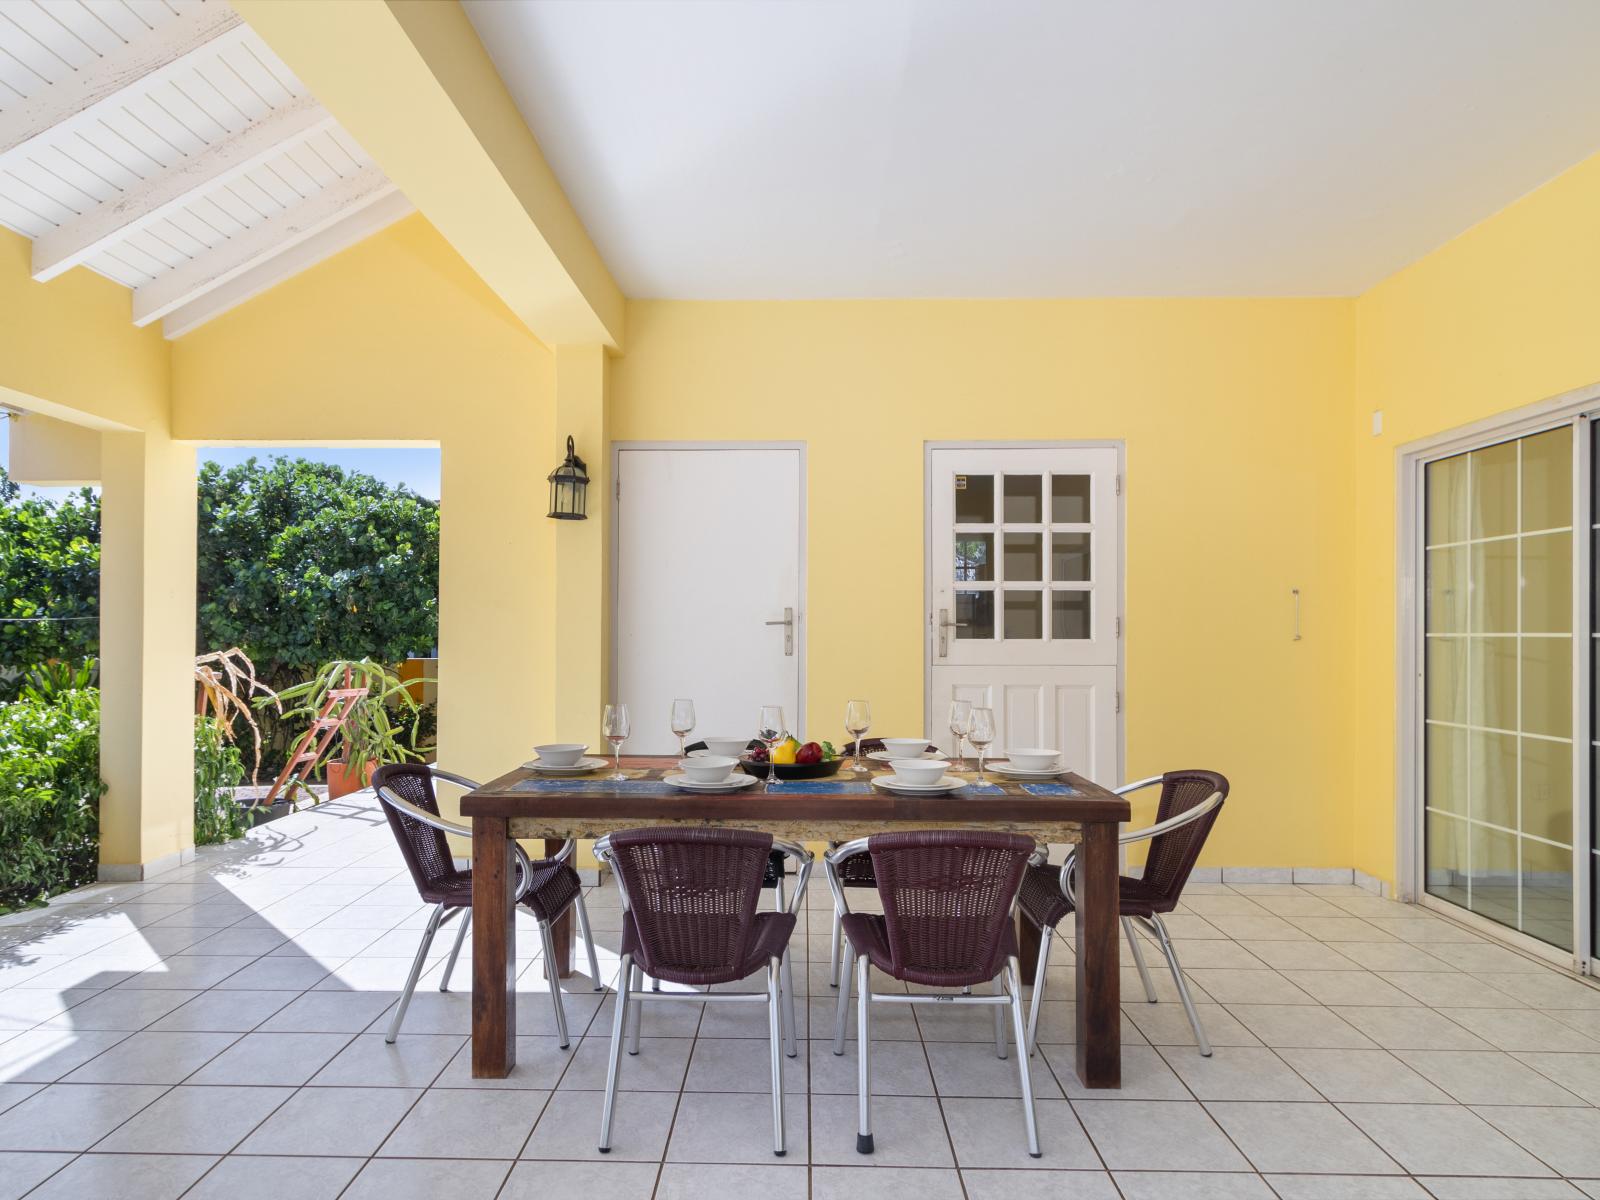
[670,698,696,759]
[948,699,972,770]
[602,703,630,782]
[756,704,786,787]
[844,699,871,774]
[967,706,996,783]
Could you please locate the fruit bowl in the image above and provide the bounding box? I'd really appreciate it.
[737,755,845,780]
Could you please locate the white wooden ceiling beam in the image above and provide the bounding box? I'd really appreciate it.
[31,95,335,283]
[131,163,396,326]
[0,5,247,160]
[161,190,414,339]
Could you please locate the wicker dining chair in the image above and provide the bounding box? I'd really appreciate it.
[593,827,811,1157]
[373,763,603,1048]
[826,831,1041,1158]
[1017,769,1228,1056]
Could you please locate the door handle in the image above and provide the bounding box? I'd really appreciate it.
[937,607,967,657]
[764,606,794,656]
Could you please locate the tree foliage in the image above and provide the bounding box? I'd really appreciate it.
[0,471,100,671]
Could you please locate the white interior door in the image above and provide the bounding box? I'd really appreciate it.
[615,446,803,753]
[927,446,1121,782]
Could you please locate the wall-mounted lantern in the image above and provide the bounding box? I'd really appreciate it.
[547,436,590,520]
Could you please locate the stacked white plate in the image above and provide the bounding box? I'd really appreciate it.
[988,761,1065,780]
[664,772,759,793]
[522,757,608,776]
[870,774,964,795]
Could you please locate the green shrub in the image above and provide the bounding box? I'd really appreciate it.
[193,715,248,846]
[0,689,104,913]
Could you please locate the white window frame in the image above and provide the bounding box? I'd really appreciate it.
[1396,381,1600,973]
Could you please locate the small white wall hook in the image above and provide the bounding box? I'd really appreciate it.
[1291,588,1302,641]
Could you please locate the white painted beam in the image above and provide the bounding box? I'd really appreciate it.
[32,96,335,283]
[0,6,246,160]
[161,190,414,338]
[132,164,396,326]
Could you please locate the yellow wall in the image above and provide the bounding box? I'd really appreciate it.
[1350,152,1600,884]
[613,299,1358,866]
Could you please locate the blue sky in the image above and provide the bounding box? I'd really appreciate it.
[0,422,439,501]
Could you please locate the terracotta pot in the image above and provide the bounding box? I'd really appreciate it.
[327,760,374,799]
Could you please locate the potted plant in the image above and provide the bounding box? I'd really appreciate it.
[272,658,433,799]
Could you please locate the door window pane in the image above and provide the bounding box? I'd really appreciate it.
[1004,533,1043,581]
[955,591,993,639]
[1520,837,1573,951]
[1426,546,1467,633]
[1427,453,1468,546]
[1521,636,1572,740]
[1470,541,1517,634]
[1003,475,1042,523]
[1426,811,1468,899]
[1520,736,1572,842]
[1521,531,1572,634]
[1469,730,1517,830]
[955,475,993,524]
[1052,475,1091,523]
[1425,724,1468,817]
[1468,823,1519,926]
[1468,638,1517,731]
[1052,532,1091,583]
[1426,637,1468,726]
[1052,591,1090,639]
[1003,591,1043,639]
[1522,425,1572,532]
[955,534,993,581]
[1470,441,1518,539]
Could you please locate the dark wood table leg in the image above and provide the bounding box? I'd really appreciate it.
[471,815,516,1078]
[544,838,574,978]
[1017,907,1041,981]
[1075,820,1121,1088]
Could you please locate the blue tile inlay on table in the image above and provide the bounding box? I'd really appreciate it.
[1020,783,1083,796]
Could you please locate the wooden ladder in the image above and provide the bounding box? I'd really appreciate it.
[263,668,369,807]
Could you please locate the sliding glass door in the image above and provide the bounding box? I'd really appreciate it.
[1422,424,1576,951]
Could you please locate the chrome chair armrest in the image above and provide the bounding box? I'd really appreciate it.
[428,766,484,792]
[823,837,871,919]
[549,838,578,867]
[1027,845,1049,867]
[772,839,815,916]
[1112,775,1165,797]
[376,784,534,902]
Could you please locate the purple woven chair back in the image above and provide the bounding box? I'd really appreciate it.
[609,827,773,980]
[373,764,461,901]
[868,831,1034,981]
[1139,770,1229,910]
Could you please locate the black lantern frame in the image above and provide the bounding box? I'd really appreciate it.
[547,435,590,520]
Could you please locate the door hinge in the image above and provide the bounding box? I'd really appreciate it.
[1115,616,1121,638]
[1115,690,1122,713]
[615,477,621,500]
[1115,474,1122,496]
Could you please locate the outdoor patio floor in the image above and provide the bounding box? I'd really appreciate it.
[4,794,1600,1199]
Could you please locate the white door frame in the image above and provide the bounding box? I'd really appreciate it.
[1395,380,1600,972]
[609,441,809,737]
[922,439,1126,787]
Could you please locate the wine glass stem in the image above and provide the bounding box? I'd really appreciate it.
[677,733,685,759]
[976,748,985,783]
[854,735,862,770]
[767,753,777,785]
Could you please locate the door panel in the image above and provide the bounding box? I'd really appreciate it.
[616,447,802,753]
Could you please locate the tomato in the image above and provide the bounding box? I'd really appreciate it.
[795,741,823,764]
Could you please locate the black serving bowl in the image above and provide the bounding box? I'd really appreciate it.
[737,755,846,780]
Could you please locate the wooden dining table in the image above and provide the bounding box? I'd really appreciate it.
[458,756,1132,1088]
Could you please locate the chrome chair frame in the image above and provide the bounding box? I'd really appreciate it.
[1024,776,1225,1058]
[593,833,812,1158]
[825,837,1041,1159]
[375,767,603,1048]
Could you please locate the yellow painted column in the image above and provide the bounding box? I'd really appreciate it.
[97,431,198,879]
[553,345,611,746]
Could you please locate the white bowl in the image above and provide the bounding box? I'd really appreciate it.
[890,758,949,785]
[881,738,932,759]
[680,755,737,784]
[533,743,587,767]
[1005,748,1060,772]
[701,736,751,758]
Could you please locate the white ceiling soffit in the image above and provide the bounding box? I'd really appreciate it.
[465,0,1600,299]
[0,0,413,337]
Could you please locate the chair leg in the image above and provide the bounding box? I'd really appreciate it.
[780,948,798,1058]
[832,943,855,1055]
[538,919,572,1049]
[1007,956,1042,1158]
[993,973,1008,1060]
[598,952,631,1153]
[855,952,873,1154]
[767,956,787,1156]
[1124,915,1158,1004]
[1151,914,1211,1057]
[829,910,842,988]
[439,909,470,993]
[628,962,644,1054]
[573,891,604,991]
[387,903,446,1044]
[1025,925,1053,1057]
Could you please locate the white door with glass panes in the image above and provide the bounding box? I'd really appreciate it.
[927,447,1121,782]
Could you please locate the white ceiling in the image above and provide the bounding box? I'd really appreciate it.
[0,0,411,337]
[465,0,1600,299]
